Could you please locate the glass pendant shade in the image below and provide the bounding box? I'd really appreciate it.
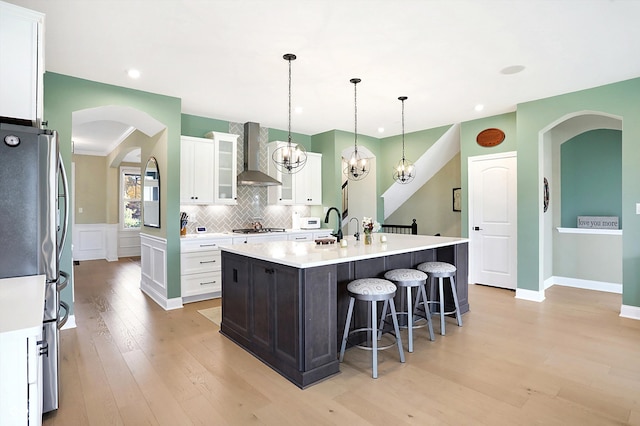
[272,53,307,174]
[393,96,415,184]
[346,78,369,181]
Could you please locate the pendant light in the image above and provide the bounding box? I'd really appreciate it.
[344,78,368,181]
[272,53,307,174]
[392,96,415,184]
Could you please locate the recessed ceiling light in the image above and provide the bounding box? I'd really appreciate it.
[378,127,384,133]
[475,104,484,112]
[127,69,141,79]
[500,65,525,75]
[294,106,303,114]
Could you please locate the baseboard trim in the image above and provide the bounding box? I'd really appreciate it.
[61,314,76,330]
[550,276,622,294]
[620,304,640,320]
[140,281,183,311]
[515,288,545,302]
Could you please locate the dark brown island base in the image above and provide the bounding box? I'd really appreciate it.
[219,234,469,388]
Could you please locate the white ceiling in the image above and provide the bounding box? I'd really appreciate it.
[9,0,640,152]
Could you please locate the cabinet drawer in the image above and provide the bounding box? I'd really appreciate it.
[181,237,232,253]
[181,251,221,274]
[313,231,333,240]
[288,233,313,241]
[181,271,221,297]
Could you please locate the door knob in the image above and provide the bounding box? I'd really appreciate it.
[473,226,482,231]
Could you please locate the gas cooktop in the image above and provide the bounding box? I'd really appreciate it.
[232,228,286,234]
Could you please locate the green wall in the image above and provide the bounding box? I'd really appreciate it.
[45,69,640,312]
[561,129,622,227]
[268,128,311,149]
[181,114,229,137]
[460,113,517,238]
[517,77,640,309]
[43,72,182,310]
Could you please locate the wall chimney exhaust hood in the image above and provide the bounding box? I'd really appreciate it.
[237,122,281,186]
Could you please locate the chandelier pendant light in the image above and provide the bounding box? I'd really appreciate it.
[393,96,415,184]
[345,78,369,181]
[272,53,307,174]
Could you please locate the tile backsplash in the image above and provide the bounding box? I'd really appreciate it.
[181,122,311,233]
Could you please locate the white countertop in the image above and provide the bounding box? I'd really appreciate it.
[180,228,332,240]
[220,233,468,268]
[0,275,46,338]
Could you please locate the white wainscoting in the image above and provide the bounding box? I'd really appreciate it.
[140,233,181,310]
[119,230,141,258]
[73,224,142,261]
[73,223,117,261]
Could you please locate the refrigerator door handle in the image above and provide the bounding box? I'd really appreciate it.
[58,300,69,330]
[58,153,69,263]
[58,270,69,292]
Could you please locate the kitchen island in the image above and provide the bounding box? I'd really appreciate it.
[219,233,469,388]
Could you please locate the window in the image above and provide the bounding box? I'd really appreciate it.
[121,167,141,229]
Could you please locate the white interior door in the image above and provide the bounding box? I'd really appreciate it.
[468,152,517,289]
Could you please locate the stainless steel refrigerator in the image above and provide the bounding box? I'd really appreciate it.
[0,122,69,413]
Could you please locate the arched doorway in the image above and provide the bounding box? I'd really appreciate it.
[538,111,623,299]
[71,105,166,262]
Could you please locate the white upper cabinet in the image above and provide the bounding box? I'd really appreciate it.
[294,152,322,205]
[180,133,238,206]
[267,141,322,206]
[0,2,44,124]
[206,131,238,205]
[180,136,215,205]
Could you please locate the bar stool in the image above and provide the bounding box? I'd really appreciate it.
[416,261,462,335]
[379,269,435,352]
[339,278,405,378]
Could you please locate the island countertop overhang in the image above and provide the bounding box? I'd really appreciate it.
[219,233,469,269]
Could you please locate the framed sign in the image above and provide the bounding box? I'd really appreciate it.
[453,187,461,212]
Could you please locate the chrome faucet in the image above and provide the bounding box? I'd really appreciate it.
[324,207,343,242]
[349,217,360,241]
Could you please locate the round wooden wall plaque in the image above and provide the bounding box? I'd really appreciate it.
[476,128,505,147]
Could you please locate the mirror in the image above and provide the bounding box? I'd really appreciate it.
[143,157,161,228]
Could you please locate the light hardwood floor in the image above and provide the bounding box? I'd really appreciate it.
[43,258,640,425]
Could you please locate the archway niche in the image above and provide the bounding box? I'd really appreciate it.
[539,111,622,295]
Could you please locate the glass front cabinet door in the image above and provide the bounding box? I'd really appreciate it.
[206,131,238,205]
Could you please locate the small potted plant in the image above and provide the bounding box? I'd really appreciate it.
[362,217,380,245]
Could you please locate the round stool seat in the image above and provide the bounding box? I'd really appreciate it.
[347,278,397,301]
[417,261,456,277]
[384,269,428,287]
[382,268,434,352]
[415,261,462,335]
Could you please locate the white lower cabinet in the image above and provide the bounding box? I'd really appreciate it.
[232,234,288,244]
[0,330,43,426]
[288,232,313,242]
[0,275,46,426]
[180,237,232,303]
[313,230,334,240]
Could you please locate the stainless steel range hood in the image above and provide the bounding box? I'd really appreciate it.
[237,122,281,186]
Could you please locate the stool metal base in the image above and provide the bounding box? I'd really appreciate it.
[379,283,435,352]
[339,295,405,378]
[417,274,462,336]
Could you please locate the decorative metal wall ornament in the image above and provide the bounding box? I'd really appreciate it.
[543,177,549,212]
[392,96,415,184]
[272,53,307,174]
[344,78,369,181]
